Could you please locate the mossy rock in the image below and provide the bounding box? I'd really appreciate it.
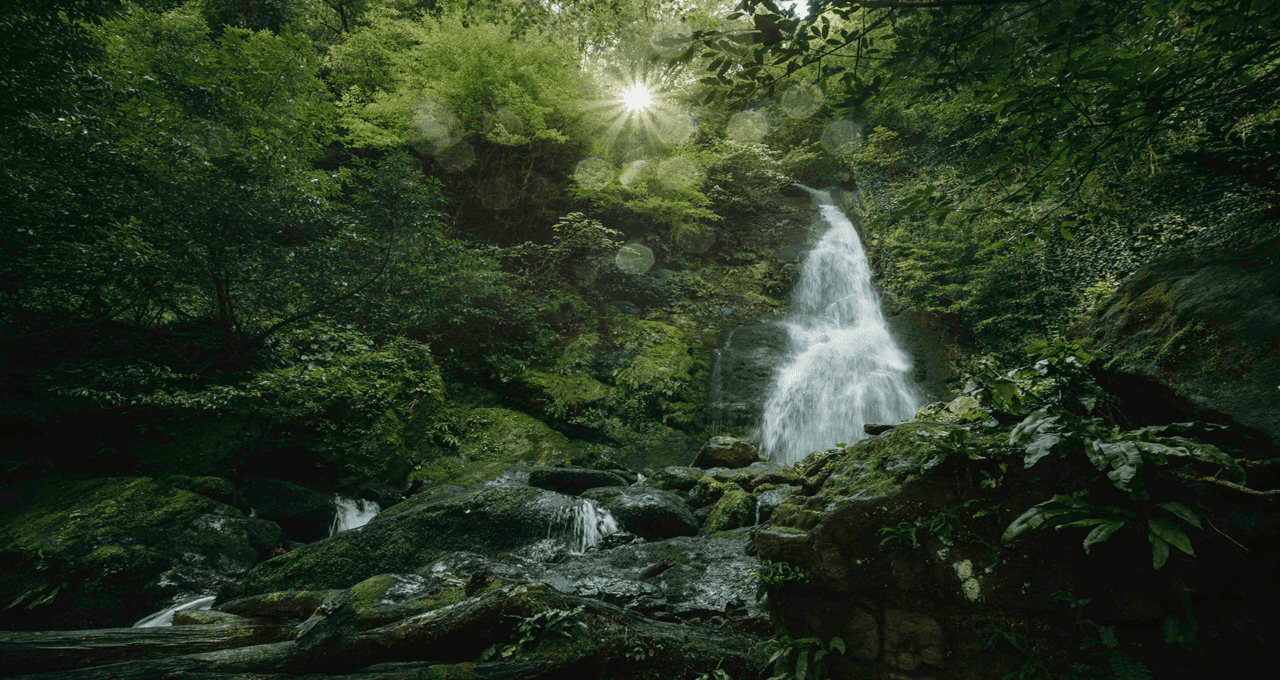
[1077,242,1280,445]
[218,486,593,600]
[409,408,574,487]
[0,476,280,629]
[640,466,704,492]
[701,490,757,534]
[165,475,238,506]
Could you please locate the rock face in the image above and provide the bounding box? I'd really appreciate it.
[691,436,764,469]
[1077,240,1280,445]
[0,477,280,630]
[580,486,698,540]
[706,320,789,435]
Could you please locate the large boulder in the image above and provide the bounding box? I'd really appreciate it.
[528,467,629,496]
[0,477,280,630]
[240,477,336,544]
[580,486,698,540]
[692,436,764,469]
[409,407,575,488]
[218,485,606,601]
[421,533,766,631]
[1077,240,1280,445]
[639,465,704,492]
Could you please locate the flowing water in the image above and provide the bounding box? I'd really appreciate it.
[330,496,381,536]
[759,187,922,465]
[132,595,216,628]
[548,498,620,555]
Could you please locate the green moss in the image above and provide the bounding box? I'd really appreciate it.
[408,407,573,487]
[702,490,757,534]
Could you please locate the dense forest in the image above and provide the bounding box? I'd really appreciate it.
[1,1,1278,679]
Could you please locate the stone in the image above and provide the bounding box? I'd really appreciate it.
[705,320,790,433]
[754,484,800,524]
[701,490,757,534]
[0,477,281,630]
[240,477,336,544]
[581,486,698,540]
[705,461,800,491]
[883,609,945,671]
[1078,241,1280,445]
[639,466,704,492]
[218,485,609,601]
[692,436,764,469]
[528,467,629,496]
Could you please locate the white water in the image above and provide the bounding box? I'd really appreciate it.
[330,496,380,536]
[132,595,216,628]
[759,187,922,465]
[549,499,620,554]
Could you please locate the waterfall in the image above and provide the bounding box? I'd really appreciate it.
[759,186,922,465]
[330,496,380,536]
[549,499,620,554]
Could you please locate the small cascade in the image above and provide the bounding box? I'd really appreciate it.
[330,495,380,536]
[548,498,620,554]
[132,595,216,628]
[759,186,922,465]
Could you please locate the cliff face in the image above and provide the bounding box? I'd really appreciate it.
[1077,237,1280,446]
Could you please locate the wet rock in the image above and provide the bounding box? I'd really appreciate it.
[702,490,757,534]
[639,466,704,492]
[240,477,336,544]
[704,460,800,491]
[0,476,280,630]
[165,476,238,507]
[706,320,790,433]
[218,486,602,601]
[692,436,764,469]
[420,534,767,631]
[528,467,629,496]
[883,609,945,671]
[754,484,800,524]
[581,486,698,540]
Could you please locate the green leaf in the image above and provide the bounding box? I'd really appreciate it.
[1148,517,1195,556]
[1149,533,1170,570]
[1157,502,1202,529]
[795,649,809,680]
[1087,441,1143,490]
[1082,521,1124,554]
[830,637,846,655]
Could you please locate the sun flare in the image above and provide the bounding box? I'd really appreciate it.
[620,84,653,112]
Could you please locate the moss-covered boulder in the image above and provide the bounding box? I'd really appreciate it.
[701,490,757,534]
[702,460,801,491]
[580,487,698,540]
[1077,241,1280,444]
[528,467,628,496]
[0,477,280,630]
[218,486,596,600]
[239,477,336,544]
[639,465,704,492]
[409,407,574,487]
[692,435,763,469]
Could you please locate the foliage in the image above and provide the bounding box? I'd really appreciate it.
[978,628,1052,680]
[503,213,623,290]
[759,635,846,680]
[975,337,1252,569]
[46,322,445,482]
[753,559,812,601]
[878,506,962,552]
[478,605,588,662]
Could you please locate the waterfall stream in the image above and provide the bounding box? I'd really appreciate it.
[759,186,922,465]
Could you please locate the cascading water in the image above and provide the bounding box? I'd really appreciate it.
[330,495,380,536]
[759,186,922,465]
[549,499,620,554]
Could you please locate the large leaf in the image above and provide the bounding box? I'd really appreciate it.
[1010,410,1062,467]
[1157,502,1202,529]
[1148,517,1195,556]
[1149,533,1171,570]
[1087,441,1143,490]
[1082,521,1125,554]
